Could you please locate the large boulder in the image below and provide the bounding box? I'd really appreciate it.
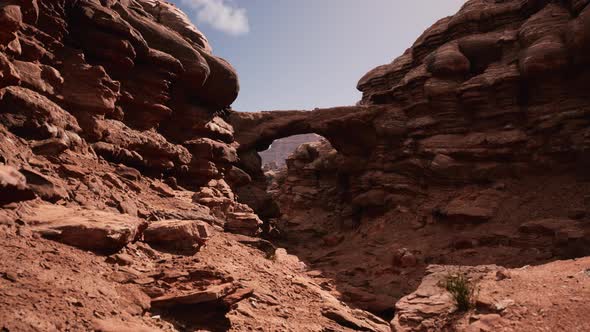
[225,211,263,236]
[24,204,147,253]
[184,138,238,164]
[61,58,121,115]
[11,60,63,96]
[143,219,211,251]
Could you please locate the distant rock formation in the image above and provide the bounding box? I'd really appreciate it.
[259,134,321,170]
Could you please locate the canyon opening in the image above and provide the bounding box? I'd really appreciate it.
[1,1,590,332]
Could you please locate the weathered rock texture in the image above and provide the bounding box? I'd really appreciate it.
[0,0,261,236]
[2,0,590,330]
[0,1,389,330]
[229,0,590,323]
[0,208,390,332]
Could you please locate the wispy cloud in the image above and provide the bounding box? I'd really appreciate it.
[180,0,250,36]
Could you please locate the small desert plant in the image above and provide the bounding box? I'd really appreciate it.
[265,248,277,261]
[441,272,477,312]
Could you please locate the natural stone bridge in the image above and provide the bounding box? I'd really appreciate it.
[229,105,402,156]
[227,105,408,219]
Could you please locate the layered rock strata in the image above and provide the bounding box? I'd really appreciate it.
[0,0,260,236]
[230,0,590,322]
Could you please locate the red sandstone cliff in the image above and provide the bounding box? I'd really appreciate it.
[0,1,389,331]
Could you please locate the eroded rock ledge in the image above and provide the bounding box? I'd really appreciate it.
[0,0,263,236]
[0,0,388,330]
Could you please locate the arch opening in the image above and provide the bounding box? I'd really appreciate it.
[259,133,324,172]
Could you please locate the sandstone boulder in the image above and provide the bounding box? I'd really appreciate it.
[0,4,22,46]
[61,59,120,115]
[11,60,63,96]
[392,248,418,268]
[226,166,252,187]
[0,52,20,86]
[143,219,211,251]
[226,211,263,236]
[184,138,238,165]
[25,204,147,253]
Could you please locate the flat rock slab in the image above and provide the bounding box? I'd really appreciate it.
[151,282,235,307]
[24,204,147,253]
[92,318,162,332]
[143,219,211,249]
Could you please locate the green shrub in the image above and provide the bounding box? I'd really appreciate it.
[441,272,477,311]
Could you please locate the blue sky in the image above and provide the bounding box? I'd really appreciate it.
[170,1,465,111]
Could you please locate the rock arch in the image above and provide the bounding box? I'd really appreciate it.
[227,105,407,219]
[229,106,391,156]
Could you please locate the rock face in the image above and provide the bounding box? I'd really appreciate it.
[0,0,258,235]
[227,0,590,321]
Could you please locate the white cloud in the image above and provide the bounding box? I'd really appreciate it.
[181,0,250,36]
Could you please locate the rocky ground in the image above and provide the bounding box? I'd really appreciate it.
[1,0,590,331]
[0,200,389,332]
